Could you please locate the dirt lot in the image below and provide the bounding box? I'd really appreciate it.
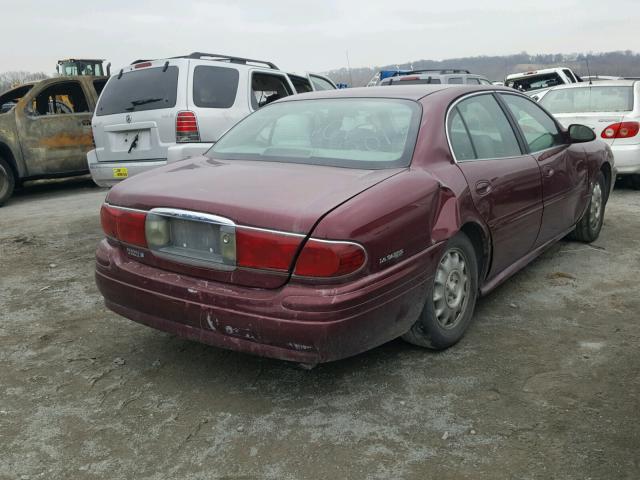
[1,177,639,480]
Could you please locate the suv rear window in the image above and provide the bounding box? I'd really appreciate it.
[193,65,239,108]
[96,66,179,116]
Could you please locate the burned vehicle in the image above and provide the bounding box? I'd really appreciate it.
[95,85,613,366]
[0,76,107,205]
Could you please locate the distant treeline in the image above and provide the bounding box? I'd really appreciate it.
[327,51,640,86]
[0,71,48,94]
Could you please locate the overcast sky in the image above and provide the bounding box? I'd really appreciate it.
[1,0,639,74]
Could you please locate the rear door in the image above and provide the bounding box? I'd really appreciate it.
[188,62,248,142]
[449,93,543,276]
[92,61,184,164]
[499,93,588,245]
[16,80,93,175]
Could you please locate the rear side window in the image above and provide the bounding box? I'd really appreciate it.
[448,77,464,84]
[448,108,476,161]
[467,78,481,85]
[455,94,521,159]
[96,66,179,116]
[193,65,239,108]
[540,86,634,113]
[29,81,89,115]
[288,75,314,93]
[563,69,577,83]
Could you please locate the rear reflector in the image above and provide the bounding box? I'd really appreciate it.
[176,111,200,143]
[236,228,303,272]
[601,121,639,139]
[294,239,366,278]
[100,204,147,247]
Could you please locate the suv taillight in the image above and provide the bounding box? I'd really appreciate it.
[176,111,200,143]
[601,121,639,139]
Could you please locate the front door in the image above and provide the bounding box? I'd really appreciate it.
[448,93,543,277]
[17,80,93,176]
[498,93,589,245]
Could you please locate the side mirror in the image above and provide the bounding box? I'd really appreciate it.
[568,124,596,143]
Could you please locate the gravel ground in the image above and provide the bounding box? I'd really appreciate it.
[1,177,639,480]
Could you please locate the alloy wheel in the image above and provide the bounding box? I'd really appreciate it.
[433,248,470,329]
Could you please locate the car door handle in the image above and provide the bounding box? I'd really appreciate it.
[475,180,492,196]
[543,166,555,178]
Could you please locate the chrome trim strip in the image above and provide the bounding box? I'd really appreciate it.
[148,207,236,226]
[238,225,306,238]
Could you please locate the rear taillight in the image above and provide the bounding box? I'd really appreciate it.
[601,121,639,139]
[236,228,303,272]
[293,239,366,278]
[100,204,147,247]
[176,111,200,143]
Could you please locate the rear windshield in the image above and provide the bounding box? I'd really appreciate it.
[540,86,634,113]
[208,98,421,169]
[96,66,178,116]
[507,73,563,92]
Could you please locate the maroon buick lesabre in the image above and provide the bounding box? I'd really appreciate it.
[95,85,614,366]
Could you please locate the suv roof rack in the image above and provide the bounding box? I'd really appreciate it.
[130,53,279,70]
[408,68,471,75]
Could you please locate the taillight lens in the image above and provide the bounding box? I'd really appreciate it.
[294,239,366,278]
[100,204,147,247]
[236,228,303,272]
[176,111,200,143]
[601,121,639,139]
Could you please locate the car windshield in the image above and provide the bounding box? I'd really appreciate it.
[507,73,563,92]
[208,98,421,169]
[540,86,634,113]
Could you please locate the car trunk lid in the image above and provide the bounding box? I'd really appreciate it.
[106,156,404,288]
[553,112,626,145]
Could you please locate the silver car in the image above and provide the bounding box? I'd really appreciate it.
[87,52,336,187]
[539,80,639,187]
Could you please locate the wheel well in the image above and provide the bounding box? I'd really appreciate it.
[460,222,489,280]
[600,162,612,201]
[0,142,18,179]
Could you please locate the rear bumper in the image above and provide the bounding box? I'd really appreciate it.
[95,239,442,364]
[612,144,640,175]
[166,143,213,164]
[87,149,166,187]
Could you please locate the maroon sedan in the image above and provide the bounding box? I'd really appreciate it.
[95,85,613,366]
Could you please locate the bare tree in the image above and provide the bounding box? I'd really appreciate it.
[0,71,49,94]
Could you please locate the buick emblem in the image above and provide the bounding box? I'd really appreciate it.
[126,114,132,124]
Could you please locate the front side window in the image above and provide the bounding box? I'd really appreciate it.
[251,73,293,110]
[193,65,239,108]
[29,81,89,115]
[209,98,421,169]
[455,94,521,159]
[540,86,634,114]
[309,75,335,91]
[500,94,563,152]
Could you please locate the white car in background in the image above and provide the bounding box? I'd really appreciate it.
[539,80,640,188]
[505,67,582,101]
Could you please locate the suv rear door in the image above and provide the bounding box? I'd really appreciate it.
[249,70,295,110]
[92,61,185,164]
[187,61,249,142]
[16,79,94,175]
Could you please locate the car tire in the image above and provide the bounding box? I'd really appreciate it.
[571,171,606,243]
[0,157,15,207]
[402,232,479,350]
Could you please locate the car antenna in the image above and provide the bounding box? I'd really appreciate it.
[585,56,593,85]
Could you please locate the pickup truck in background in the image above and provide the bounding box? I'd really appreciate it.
[0,76,107,205]
[505,67,582,101]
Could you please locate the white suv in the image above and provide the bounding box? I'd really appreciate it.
[87,52,336,187]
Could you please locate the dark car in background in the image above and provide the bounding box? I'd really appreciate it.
[0,76,107,205]
[94,85,613,365]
